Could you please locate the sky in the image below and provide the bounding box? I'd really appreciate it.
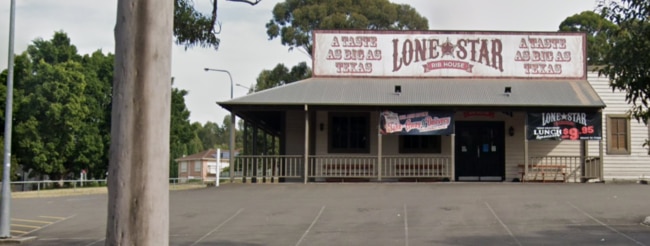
[0,0,598,125]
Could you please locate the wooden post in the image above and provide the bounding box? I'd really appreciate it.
[599,139,604,181]
[106,0,172,245]
[229,110,236,183]
[242,121,248,183]
[304,105,309,184]
[524,140,529,183]
[580,140,587,183]
[450,133,455,181]
[252,124,258,183]
[377,129,382,181]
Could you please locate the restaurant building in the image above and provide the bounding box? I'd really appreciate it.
[218,30,649,183]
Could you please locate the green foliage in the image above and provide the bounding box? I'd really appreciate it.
[260,0,427,91]
[254,62,312,91]
[0,138,20,181]
[559,11,619,65]
[598,0,650,149]
[174,0,221,50]
[173,0,261,50]
[0,0,263,179]
[196,121,223,150]
[1,32,113,180]
[27,32,82,65]
[169,83,199,178]
[78,51,114,179]
[266,0,429,55]
[13,59,89,179]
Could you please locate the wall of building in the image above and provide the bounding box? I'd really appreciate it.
[177,159,217,180]
[312,110,532,181]
[285,110,306,155]
[282,74,650,182]
[307,109,581,181]
[587,73,650,180]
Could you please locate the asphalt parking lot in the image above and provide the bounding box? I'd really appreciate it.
[9,182,650,246]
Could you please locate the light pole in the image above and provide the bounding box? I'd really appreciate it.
[203,68,235,184]
[236,83,251,91]
[1,0,17,238]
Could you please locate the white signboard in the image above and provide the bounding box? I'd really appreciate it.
[312,30,586,79]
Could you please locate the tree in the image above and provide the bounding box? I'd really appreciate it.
[559,11,619,65]
[107,0,172,244]
[13,59,89,180]
[174,0,262,50]
[598,0,650,138]
[253,62,311,91]
[258,0,428,91]
[5,32,109,180]
[169,83,197,178]
[195,121,223,150]
[266,0,429,56]
[78,51,114,179]
[1,32,113,180]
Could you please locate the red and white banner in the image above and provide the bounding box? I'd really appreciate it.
[312,30,586,79]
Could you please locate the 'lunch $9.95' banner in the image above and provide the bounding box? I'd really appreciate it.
[527,112,601,140]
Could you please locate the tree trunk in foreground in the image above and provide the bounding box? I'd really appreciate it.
[106,0,172,245]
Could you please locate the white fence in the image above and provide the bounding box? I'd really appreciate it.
[3,177,233,194]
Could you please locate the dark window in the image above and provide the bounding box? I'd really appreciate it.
[607,115,630,154]
[399,135,442,153]
[329,113,370,153]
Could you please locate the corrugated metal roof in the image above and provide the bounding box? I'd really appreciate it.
[219,78,605,108]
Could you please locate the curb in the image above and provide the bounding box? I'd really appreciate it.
[0,236,36,245]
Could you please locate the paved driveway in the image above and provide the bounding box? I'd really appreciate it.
[10,183,650,245]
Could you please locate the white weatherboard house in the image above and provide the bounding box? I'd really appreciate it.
[217,30,650,183]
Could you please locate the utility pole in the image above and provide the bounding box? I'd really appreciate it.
[0,0,16,238]
[105,0,172,245]
[204,68,236,184]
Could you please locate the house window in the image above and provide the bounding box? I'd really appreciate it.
[180,163,187,172]
[194,161,201,172]
[329,113,370,153]
[399,135,442,153]
[607,115,630,154]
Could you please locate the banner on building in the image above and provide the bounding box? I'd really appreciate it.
[526,112,602,140]
[380,111,453,135]
[313,30,586,79]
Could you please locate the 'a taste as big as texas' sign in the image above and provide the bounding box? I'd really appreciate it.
[312,30,586,79]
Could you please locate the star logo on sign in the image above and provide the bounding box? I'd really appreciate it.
[440,38,456,58]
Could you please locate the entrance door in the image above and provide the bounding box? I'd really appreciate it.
[455,121,505,181]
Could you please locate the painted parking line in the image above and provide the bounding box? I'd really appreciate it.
[10,214,75,237]
[485,202,522,246]
[191,208,244,246]
[10,217,59,237]
[567,202,647,246]
[11,218,52,224]
[84,237,105,246]
[295,205,326,246]
[403,204,409,246]
[11,224,41,229]
[10,229,29,234]
[39,215,66,220]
